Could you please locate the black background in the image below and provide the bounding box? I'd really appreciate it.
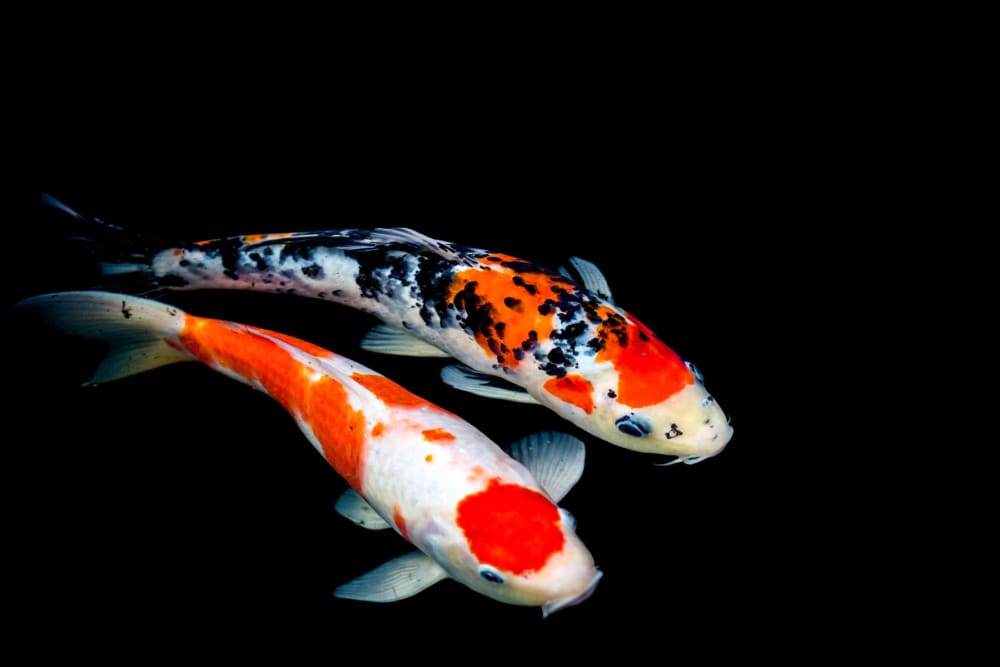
[7,162,846,655]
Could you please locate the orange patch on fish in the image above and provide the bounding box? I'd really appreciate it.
[422,428,456,442]
[393,505,408,540]
[543,374,595,414]
[596,313,692,407]
[447,256,576,366]
[456,479,564,575]
[263,329,335,358]
[425,454,433,463]
[179,316,367,488]
[352,372,449,413]
[371,422,385,437]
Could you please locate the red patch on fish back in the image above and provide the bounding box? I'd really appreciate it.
[179,316,367,487]
[596,314,692,407]
[422,428,456,442]
[352,372,451,413]
[456,479,564,575]
[543,374,595,414]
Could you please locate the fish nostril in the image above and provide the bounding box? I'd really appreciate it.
[616,415,650,437]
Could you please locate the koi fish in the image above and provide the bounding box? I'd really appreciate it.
[13,290,602,616]
[44,193,733,464]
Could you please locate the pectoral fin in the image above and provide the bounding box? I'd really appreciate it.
[334,489,391,530]
[559,256,615,304]
[507,431,586,502]
[334,550,450,603]
[360,324,451,358]
[440,365,541,404]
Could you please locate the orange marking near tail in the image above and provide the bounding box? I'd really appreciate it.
[178,316,367,488]
[543,374,595,414]
[457,479,564,575]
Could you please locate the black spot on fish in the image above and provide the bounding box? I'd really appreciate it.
[224,269,240,281]
[607,389,617,399]
[553,321,587,341]
[302,263,323,279]
[638,329,649,342]
[248,252,269,271]
[504,297,520,309]
[666,424,684,439]
[548,347,566,364]
[511,275,537,296]
[179,259,190,267]
[161,274,189,288]
[513,348,525,360]
[495,322,506,339]
[541,362,567,378]
[587,337,606,352]
[121,301,132,319]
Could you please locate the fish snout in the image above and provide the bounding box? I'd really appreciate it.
[541,569,603,618]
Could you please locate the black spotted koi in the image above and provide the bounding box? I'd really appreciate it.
[44,194,733,464]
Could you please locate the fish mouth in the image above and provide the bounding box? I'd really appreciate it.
[541,569,603,618]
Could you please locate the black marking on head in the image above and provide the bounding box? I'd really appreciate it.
[607,389,617,399]
[504,296,521,309]
[616,415,650,437]
[666,424,684,439]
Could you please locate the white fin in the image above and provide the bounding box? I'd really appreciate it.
[334,550,450,603]
[508,431,586,502]
[440,365,541,404]
[12,291,192,384]
[359,324,451,358]
[370,227,469,264]
[334,489,391,530]
[562,256,614,304]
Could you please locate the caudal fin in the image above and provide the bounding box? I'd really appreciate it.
[12,290,193,384]
[41,193,172,296]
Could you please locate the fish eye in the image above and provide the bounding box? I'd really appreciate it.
[685,361,704,382]
[616,415,650,437]
[478,565,505,584]
[560,508,577,531]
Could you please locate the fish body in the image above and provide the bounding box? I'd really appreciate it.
[48,194,732,463]
[14,290,601,616]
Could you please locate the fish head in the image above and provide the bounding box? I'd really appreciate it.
[603,368,733,462]
[422,480,601,615]
[539,310,733,461]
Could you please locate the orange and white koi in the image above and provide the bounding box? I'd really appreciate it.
[46,194,733,464]
[13,290,601,616]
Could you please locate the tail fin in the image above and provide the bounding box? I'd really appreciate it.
[40,193,171,296]
[13,290,193,384]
